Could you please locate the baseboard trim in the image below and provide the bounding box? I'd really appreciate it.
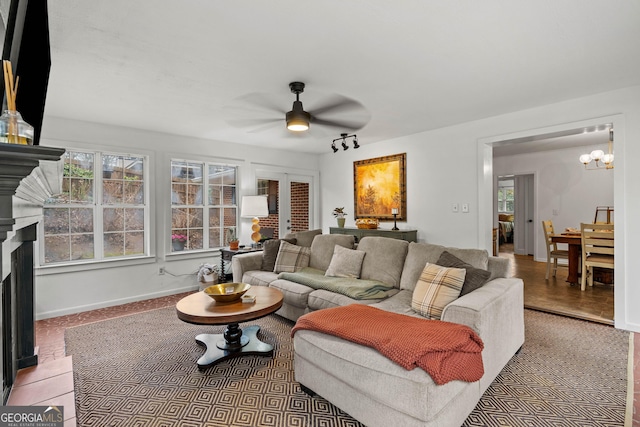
[35,285,199,320]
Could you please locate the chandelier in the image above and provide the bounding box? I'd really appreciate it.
[579,128,614,170]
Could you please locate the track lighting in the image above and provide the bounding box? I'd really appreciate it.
[331,133,359,153]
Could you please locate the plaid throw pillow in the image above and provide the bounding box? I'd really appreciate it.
[412,263,466,320]
[273,240,311,273]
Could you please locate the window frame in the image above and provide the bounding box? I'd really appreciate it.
[497,181,514,213]
[38,148,151,268]
[169,158,238,255]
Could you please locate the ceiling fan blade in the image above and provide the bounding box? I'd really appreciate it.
[235,92,287,114]
[309,94,366,116]
[311,117,368,131]
[227,118,282,132]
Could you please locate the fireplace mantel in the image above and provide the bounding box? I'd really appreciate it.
[0,144,65,242]
[0,143,65,403]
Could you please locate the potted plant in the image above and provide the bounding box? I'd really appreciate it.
[226,227,239,250]
[171,233,188,251]
[332,207,347,228]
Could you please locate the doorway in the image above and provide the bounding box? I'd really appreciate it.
[497,174,534,256]
[255,172,314,238]
[480,116,620,324]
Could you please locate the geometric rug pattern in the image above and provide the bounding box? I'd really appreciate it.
[65,307,628,427]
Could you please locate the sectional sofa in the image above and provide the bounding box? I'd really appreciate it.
[231,231,524,427]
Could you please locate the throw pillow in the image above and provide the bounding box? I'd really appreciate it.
[436,251,491,296]
[325,245,366,278]
[412,263,466,320]
[273,240,311,273]
[261,238,297,271]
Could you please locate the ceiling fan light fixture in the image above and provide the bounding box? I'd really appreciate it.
[286,100,310,131]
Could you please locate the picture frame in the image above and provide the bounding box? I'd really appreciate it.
[353,153,406,220]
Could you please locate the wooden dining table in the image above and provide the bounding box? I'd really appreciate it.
[550,233,581,284]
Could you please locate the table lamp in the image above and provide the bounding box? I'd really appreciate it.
[241,195,269,247]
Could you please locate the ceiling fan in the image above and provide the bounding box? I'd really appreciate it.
[226,82,370,136]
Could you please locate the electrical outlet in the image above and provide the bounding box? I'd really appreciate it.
[159,267,165,275]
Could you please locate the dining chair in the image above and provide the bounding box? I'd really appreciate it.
[541,220,569,280]
[580,222,614,291]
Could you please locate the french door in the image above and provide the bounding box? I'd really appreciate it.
[255,171,315,239]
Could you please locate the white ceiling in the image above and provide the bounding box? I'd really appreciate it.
[44,1,640,154]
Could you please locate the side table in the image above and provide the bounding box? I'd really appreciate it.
[219,247,263,282]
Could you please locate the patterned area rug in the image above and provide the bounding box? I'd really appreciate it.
[65,308,628,427]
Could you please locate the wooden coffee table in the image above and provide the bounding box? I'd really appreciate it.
[176,286,283,369]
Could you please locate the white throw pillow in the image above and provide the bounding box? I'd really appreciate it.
[325,245,366,278]
[412,263,466,320]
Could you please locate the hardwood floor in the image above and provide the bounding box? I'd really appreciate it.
[499,243,614,325]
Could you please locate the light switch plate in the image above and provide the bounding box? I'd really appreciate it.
[452,203,459,213]
[462,203,469,213]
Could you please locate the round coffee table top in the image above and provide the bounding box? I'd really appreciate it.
[176,285,283,326]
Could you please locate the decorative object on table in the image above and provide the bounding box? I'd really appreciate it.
[353,153,406,221]
[391,208,399,230]
[226,227,239,250]
[171,233,188,251]
[203,283,251,303]
[197,263,220,284]
[331,133,359,153]
[579,127,614,170]
[332,207,347,228]
[241,195,269,247]
[0,60,34,145]
[355,218,379,229]
[241,294,256,304]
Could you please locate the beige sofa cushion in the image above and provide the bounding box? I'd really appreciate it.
[400,242,489,291]
[309,234,355,271]
[411,263,465,319]
[283,228,322,247]
[325,245,365,278]
[274,241,311,273]
[357,237,409,288]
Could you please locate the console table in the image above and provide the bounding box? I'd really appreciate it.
[329,227,417,243]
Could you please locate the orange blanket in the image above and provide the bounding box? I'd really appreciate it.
[291,305,484,385]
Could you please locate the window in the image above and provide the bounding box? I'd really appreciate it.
[171,161,237,252]
[497,180,514,213]
[42,151,147,264]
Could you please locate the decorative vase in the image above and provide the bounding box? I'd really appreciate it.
[172,240,185,251]
[0,110,34,145]
[337,218,346,228]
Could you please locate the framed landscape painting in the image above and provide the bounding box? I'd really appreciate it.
[353,153,406,220]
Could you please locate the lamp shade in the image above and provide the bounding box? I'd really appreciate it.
[241,195,269,218]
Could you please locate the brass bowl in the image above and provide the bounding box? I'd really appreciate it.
[204,283,251,303]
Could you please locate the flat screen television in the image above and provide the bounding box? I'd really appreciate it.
[1,0,50,145]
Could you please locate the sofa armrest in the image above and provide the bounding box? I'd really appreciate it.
[231,252,263,282]
[441,277,524,393]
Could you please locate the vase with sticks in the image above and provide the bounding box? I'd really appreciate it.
[0,60,34,145]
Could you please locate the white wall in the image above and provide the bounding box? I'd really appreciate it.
[493,145,614,262]
[34,117,319,319]
[320,86,640,332]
